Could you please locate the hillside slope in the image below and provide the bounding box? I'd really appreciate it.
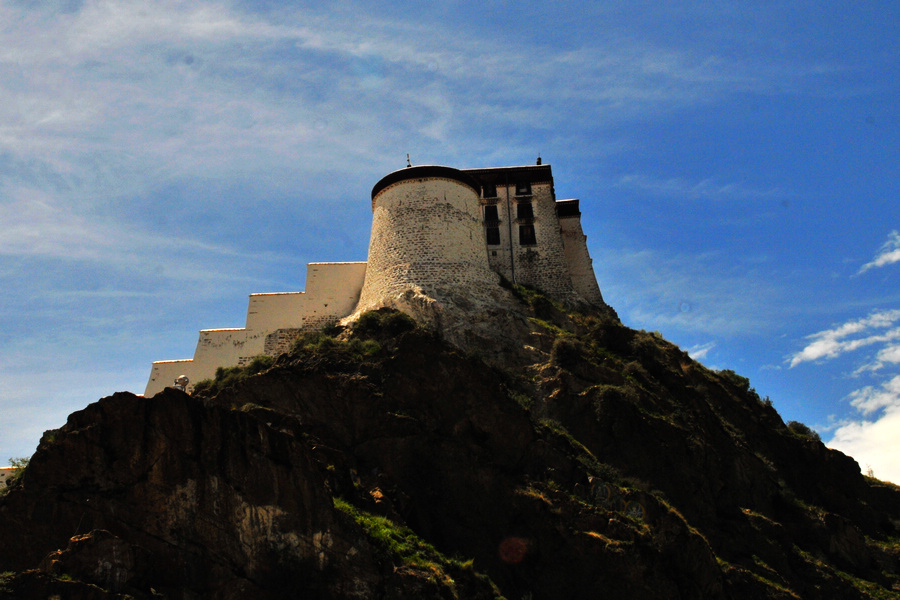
[2,297,899,599]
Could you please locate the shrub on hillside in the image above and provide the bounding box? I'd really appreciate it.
[550,335,584,370]
[353,309,417,339]
[718,369,751,394]
[787,420,821,442]
[192,354,275,396]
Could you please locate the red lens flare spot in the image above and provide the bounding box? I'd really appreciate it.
[498,536,532,564]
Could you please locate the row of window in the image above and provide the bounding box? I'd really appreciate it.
[485,225,536,246]
[482,182,531,198]
[483,202,533,221]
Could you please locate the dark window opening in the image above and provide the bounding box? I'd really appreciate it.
[517,202,533,220]
[484,205,499,222]
[516,181,531,196]
[486,227,501,245]
[483,183,497,198]
[519,224,536,245]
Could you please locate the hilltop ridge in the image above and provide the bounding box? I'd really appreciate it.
[2,290,899,599]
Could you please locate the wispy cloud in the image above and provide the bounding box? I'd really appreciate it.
[788,310,900,368]
[0,186,294,289]
[858,230,900,274]
[0,1,850,192]
[687,341,716,360]
[616,173,784,201]
[598,248,781,338]
[0,0,848,298]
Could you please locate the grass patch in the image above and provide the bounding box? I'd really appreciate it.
[333,497,459,570]
[332,497,500,597]
[0,571,14,593]
[508,390,534,411]
[537,418,612,481]
[794,545,896,599]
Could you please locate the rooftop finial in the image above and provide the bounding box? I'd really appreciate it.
[406,153,412,168]
[536,153,542,165]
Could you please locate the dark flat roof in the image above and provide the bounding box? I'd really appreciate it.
[371,165,481,200]
[463,164,553,186]
[556,199,581,218]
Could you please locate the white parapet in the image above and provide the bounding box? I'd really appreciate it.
[144,262,367,397]
[0,467,14,489]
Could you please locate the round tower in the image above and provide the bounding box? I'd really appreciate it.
[355,165,499,313]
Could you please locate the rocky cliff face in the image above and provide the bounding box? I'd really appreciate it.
[2,296,899,599]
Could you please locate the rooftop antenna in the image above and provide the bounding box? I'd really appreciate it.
[406,153,412,168]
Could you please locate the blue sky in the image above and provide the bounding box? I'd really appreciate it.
[2,1,899,481]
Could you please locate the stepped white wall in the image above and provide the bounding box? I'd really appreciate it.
[144,262,366,396]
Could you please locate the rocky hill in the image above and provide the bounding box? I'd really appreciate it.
[2,290,899,599]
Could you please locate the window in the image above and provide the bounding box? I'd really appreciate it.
[519,224,536,245]
[515,181,531,196]
[484,205,499,222]
[483,183,497,198]
[486,227,501,245]
[516,202,533,220]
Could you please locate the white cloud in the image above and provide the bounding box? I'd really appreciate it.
[828,376,900,484]
[853,342,900,375]
[687,341,716,360]
[796,314,900,484]
[858,230,900,274]
[788,310,900,367]
[847,375,900,416]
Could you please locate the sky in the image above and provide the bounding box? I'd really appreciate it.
[1,1,899,482]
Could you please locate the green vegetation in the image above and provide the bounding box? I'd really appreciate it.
[510,282,565,322]
[289,328,343,353]
[717,369,750,392]
[352,309,417,339]
[0,457,29,497]
[290,331,382,361]
[537,418,615,482]
[508,390,534,411]
[786,420,821,443]
[332,497,495,596]
[793,545,897,599]
[193,310,421,397]
[0,571,14,593]
[333,497,452,569]
[192,354,275,396]
[550,335,584,369]
[290,309,420,360]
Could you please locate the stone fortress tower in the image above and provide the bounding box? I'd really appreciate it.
[144,160,605,396]
[355,165,501,314]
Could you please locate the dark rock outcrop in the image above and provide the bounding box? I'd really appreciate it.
[2,302,899,599]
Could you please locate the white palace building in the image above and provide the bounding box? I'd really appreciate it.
[144,161,604,396]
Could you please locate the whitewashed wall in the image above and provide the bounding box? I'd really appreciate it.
[144,262,367,397]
